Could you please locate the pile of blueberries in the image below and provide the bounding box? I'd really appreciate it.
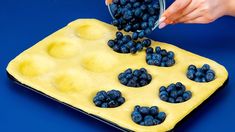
[159,82,192,103]
[93,90,125,108]
[118,68,152,87]
[187,64,215,82]
[108,32,151,53]
[146,46,175,67]
[131,105,166,126]
[109,0,160,39]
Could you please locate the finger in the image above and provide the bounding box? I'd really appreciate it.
[174,9,202,23]
[105,0,113,5]
[183,17,209,24]
[162,0,192,18]
[170,0,198,23]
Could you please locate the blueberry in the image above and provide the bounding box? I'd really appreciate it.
[138,31,145,38]
[155,46,161,53]
[140,79,148,86]
[161,49,168,56]
[127,79,137,87]
[202,64,210,71]
[187,70,195,80]
[132,112,142,123]
[153,3,160,9]
[108,100,118,108]
[162,56,168,62]
[195,69,204,77]
[110,4,118,15]
[112,45,119,52]
[132,32,138,40]
[168,97,175,103]
[166,59,175,67]
[126,73,133,79]
[120,78,128,85]
[140,4,147,11]
[160,91,168,97]
[160,94,168,101]
[177,90,184,96]
[132,76,138,81]
[150,106,159,115]
[118,73,125,79]
[130,0,136,3]
[116,32,123,39]
[133,23,140,30]
[133,2,141,8]
[176,82,183,88]
[142,13,149,21]
[170,90,177,98]
[144,115,154,126]
[148,7,155,15]
[167,51,175,59]
[153,59,161,66]
[123,10,132,20]
[136,43,143,51]
[144,28,152,35]
[188,65,197,71]
[120,46,129,53]
[183,91,192,101]
[134,8,143,17]
[130,47,137,54]
[117,97,125,104]
[194,77,201,82]
[159,86,167,92]
[134,105,140,112]
[120,0,127,5]
[97,90,107,97]
[145,0,152,3]
[146,47,154,54]
[167,84,176,92]
[101,103,108,108]
[206,72,215,82]
[153,119,161,125]
[201,77,207,82]
[140,122,145,126]
[176,97,183,103]
[112,19,119,26]
[140,68,147,73]
[126,41,134,48]
[147,60,154,65]
[107,90,121,99]
[108,40,115,48]
[207,69,215,74]
[141,22,148,29]
[157,112,166,121]
[139,107,150,115]
[140,73,148,80]
[133,70,141,76]
[122,35,131,43]
[143,39,151,47]
[125,68,132,74]
[94,101,102,106]
[97,95,106,101]
[147,74,152,80]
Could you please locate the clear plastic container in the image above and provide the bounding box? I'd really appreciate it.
[107,0,166,31]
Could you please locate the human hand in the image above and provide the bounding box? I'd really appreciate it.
[159,0,235,29]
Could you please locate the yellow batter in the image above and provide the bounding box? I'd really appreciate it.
[6,19,228,131]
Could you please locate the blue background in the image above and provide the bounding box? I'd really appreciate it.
[1,0,235,131]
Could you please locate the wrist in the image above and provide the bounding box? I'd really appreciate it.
[225,0,235,16]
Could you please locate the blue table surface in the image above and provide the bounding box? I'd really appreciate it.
[1,0,235,131]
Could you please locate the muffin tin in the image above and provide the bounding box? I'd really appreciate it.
[6,19,228,131]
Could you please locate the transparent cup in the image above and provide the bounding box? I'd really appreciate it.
[107,0,166,32]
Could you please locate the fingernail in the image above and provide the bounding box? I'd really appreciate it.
[159,23,167,29]
[159,16,166,24]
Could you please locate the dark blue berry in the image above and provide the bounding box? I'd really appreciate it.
[140,68,147,73]
[117,97,125,104]
[150,106,159,115]
[168,97,175,103]
[136,43,143,51]
[146,47,154,54]
[170,90,177,98]
[108,40,115,48]
[139,107,150,115]
[116,32,123,39]
[206,72,215,82]
[132,32,138,40]
[155,46,161,53]
[101,103,108,108]
[160,95,168,101]
[133,70,141,76]
[134,105,140,112]
[167,51,174,58]
[132,112,142,123]
[125,68,132,74]
[160,91,168,97]
[183,91,192,101]
[120,78,128,85]
[144,28,152,35]
[130,47,137,54]
[188,65,197,71]
[159,86,167,92]
[138,31,145,38]
[157,112,166,121]
[94,101,102,106]
[144,115,154,126]
[176,97,183,103]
